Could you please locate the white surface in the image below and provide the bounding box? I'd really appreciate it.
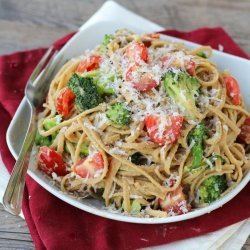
[145,219,250,250]
[2,0,249,248]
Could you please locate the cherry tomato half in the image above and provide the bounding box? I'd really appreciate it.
[125,42,148,64]
[56,87,75,117]
[38,146,67,176]
[224,76,241,106]
[145,115,183,146]
[158,187,191,215]
[74,152,104,179]
[76,55,101,74]
[125,64,158,91]
[185,60,196,76]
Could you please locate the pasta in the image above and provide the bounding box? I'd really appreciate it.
[35,29,250,217]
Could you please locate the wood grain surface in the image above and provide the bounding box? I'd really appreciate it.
[0,0,249,249]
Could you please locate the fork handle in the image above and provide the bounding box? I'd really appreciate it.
[3,104,36,215]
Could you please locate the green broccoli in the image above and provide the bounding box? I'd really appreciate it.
[43,115,61,130]
[199,175,228,204]
[163,70,201,118]
[96,75,115,95]
[43,115,61,139]
[65,144,70,154]
[196,51,207,58]
[80,70,100,78]
[81,70,115,95]
[35,115,62,146]
[78,143,89,156]
[65,143,89,156]
[98,34,114,52]
[35,132,51,146]
[102,34,114,46]
[68,73,102,112]
[106,102,131,126]
[131,199,141,213]
[122,199,142,213]
[187,123,208,171]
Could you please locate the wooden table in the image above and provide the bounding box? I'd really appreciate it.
[0,0,249,249]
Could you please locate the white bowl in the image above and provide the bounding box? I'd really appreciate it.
[6,1,250,224]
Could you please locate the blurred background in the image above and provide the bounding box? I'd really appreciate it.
[0,0,249,55]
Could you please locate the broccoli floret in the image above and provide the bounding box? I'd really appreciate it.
[196,51,207,58]
[131,199,141,213]
[199,175,228,204]
[187,123,208,171]
[80,70,100,78]
[96,75,115,95]
[68,73,102,112]
[43,116,60,130]
[106,102,131,126]
[163,70,200,118]
[98,34,114,52]
[187,123,208,145]
[43,115,61,139]
[65,143,89,156]
[102,34,114,46]
[78,143,89,156]
[81,70,115,95]
[35,132,51,146]
[65,144,70,154]
[35,115,62,146]
[122,199,142,213]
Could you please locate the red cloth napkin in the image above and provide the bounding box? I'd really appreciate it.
[1,27,250,250]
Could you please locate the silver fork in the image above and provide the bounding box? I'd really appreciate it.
[3,48,62,215]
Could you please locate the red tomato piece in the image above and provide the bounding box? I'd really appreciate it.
[159,187,191,215]
[38,146,67,176]
[185,60,196,76]
[76,55,101,74]
[125,64,159,91]
[224,76,241,106]
[56,87,75,117]
[125,42,148,64]
[135,72,158,91]
[145,115,183,146]
[238,117,250,144]
[74,152,104,179]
